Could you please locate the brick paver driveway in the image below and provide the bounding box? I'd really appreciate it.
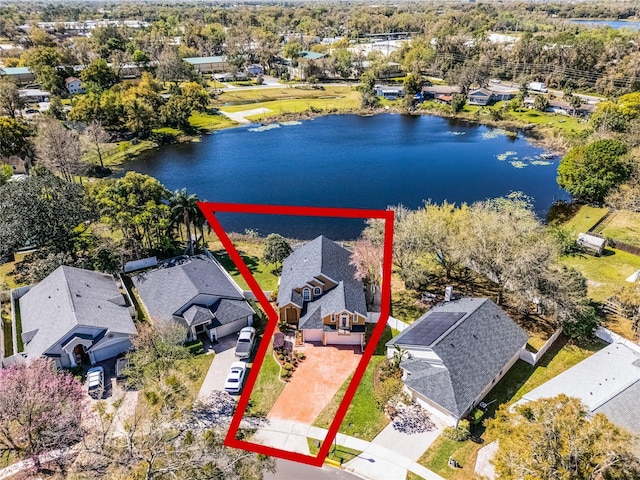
[267,343,362,424]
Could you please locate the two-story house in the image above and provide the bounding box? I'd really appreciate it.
[387,297,529,426]
[277,236,367,347]
[131,255,254,342]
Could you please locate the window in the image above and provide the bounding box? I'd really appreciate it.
[314,287,322,296]
[302,288,311,301]
[330,314,335,323]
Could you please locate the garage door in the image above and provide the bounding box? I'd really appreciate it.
[324,332,362,345]
[216,318,248,339]
[303,329,323,342]
[92,339,132,363]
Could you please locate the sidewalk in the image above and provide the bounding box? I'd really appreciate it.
[245,417,445,480]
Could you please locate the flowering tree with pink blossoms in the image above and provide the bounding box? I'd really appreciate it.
[0,358,86,467]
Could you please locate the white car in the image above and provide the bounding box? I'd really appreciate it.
[87,366,104,399]
[224,361,248,394]
[235,327,257,359]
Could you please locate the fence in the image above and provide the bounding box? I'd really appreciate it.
[386,315,409,333]
[596,326,640,355]
[586,211,640,257]
[519,328,563,365]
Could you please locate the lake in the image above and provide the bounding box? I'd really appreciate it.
[569,19,640,31]
[125,114,569,240]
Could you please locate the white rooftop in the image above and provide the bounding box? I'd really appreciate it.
[519,343,640,411]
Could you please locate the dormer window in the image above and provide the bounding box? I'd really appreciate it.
[314,287,322,296]
[302,288,311,301]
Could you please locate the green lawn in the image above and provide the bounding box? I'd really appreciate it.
[313,354,389,441]
[407,472,426,480]
[561,248,640,302]
[246,344,286,417]
[2,304,13,357]
[0,259,20,289]
[84,140,155,168]
[502,105,589,134]
[188,111,237,131]
[561,205,609,235]
[307,438,362,465]
[595,210,640,248]
[210,249,278,291]
[418,336,606,479]
[177,353,215,404]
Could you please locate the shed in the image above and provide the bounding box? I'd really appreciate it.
[577,233,606,256]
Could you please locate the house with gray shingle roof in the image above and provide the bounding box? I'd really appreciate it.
[277,236,367,347]
[131,255,254,341]
[517,342,640,446]
[387,297,529,426]
[16,266,137,368]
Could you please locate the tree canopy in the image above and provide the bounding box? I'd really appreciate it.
[557,139,631,204]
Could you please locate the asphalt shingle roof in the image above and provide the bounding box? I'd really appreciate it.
[594,380,640,437]
[211,298,254,326]
[277,236,366,323]
[20,266,136,359]
[131,255,244,321]
[390,298,529,417]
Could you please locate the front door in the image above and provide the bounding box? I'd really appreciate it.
[339,313,349,330]
[73,344,89,365]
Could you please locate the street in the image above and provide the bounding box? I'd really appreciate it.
[267,459,362,480]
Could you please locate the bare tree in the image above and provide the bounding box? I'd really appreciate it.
[36,119,86,182]
[84,121,110,169]
[350,238,384,309]
[0,79,26,118]
[0,358,87,469]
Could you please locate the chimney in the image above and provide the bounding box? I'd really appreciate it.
[444,286,453,302]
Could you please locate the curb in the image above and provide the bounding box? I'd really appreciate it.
[324,458,343,469]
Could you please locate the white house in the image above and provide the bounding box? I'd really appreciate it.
[65,76,84,95]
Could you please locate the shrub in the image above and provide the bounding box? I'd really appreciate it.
[185,340,204,355]
[443,420,471,441]
[375,377,403,410]
[563,304,600,340]
[283,362,294,371]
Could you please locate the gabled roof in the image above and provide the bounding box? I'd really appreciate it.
[277,236,366,318]
[65,76,81,84]
[182,305,214,327]
[20,266,136,359]
[469,88,492,96]
[132,255,244,321]
[211,298,254,326]
[389,298,529,418]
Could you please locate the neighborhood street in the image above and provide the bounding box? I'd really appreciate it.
[266,459,361,480]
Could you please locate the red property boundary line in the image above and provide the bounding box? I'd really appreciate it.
[197,202,394,467]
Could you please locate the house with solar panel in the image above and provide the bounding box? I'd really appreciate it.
[131,255,254,342]
[277,236,368,347]
[386,297,529,426]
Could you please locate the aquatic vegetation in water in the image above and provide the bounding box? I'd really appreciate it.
[496,151,517,161]
[510,161,527,168]
[482,128,510,139]
[445,131,466,136]
[531,160,553,166]
[280,121,302,126]
[249,124,281,132]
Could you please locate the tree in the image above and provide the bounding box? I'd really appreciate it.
[0,79,26,118]
[488,395,640,480]
[170,188,201,256]
[557,139,631,204]
[0,163,12,185]
[283,41,303,65]
[0,359,86,467]
[350,238,383,308]
[533,94,549,112]
[462,194,556,306]
[157,48,197,86]
[564,92,583,116]
[263,233,293,273]
[35,119,86,182]
[80,58,119,91]
[0,172,93,258]
[450,94,466,114]
[0,117,32,158]
[125,320,190,390]
[83,121,110,169]
[358,70,380,109]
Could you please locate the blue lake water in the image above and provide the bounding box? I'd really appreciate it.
[569,19,640,31]
[124,114,569,240]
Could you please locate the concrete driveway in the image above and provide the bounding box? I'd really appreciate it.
[267,343,361,424]
[197,334,242,401]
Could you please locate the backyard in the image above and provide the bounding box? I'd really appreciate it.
[418,335,606,479]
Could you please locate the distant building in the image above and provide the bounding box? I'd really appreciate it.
[247,64,264,76]
[18,88,50,103]
[1,156,28,175]
[578,233,606,256]
[65,76,84,95]
[375,84,404,99]
[183,56,229,74]
[0,66,35,84]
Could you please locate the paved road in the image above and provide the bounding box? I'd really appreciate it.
[266,459,362,480]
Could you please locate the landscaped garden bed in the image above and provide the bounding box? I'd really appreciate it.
[272,331,306,381]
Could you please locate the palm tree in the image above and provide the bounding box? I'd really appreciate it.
[170,189,200,256]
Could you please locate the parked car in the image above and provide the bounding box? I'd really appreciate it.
[235,326,256,359]
[87,366,104,399]
[224,361,248,394]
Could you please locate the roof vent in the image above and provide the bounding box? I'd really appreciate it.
[444,286,454,302]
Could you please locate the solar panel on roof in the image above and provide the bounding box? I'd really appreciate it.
[399,311,465,346]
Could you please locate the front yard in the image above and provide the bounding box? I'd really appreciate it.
[245,344,286,417]
[307,438,362,465]
[418,335,606,479]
